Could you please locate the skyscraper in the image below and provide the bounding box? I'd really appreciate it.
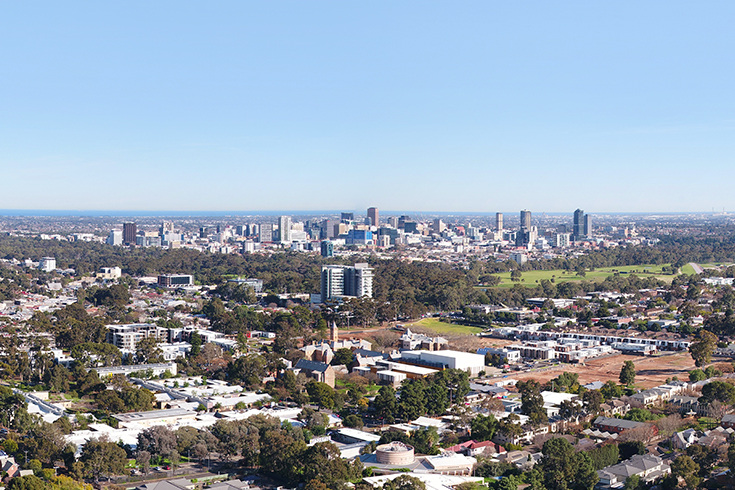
[517,210,531,246]
[520,210,531,230]
[584,214,592,237]
[160,221,174,235]
[496,212,503,232]
[433,218,446,234]
[341,212,354,222]
[258,223,273,243]
[123,222,137,245]
[321,240,334,257]
[278,216,292,243]
[367,207,379,227]
[573,209,584,240]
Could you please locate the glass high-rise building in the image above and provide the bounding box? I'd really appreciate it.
[367,207,379,227]
[123,222,137,245]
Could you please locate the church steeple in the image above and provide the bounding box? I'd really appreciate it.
[330,321,339,344]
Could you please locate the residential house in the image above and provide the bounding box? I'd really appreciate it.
[600,399,630,417]
[721,414,735,429]
[672,428,698,450]
[597,454,670,488]
[593,416,649,435]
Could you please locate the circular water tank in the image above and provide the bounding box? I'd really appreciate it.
[376,442,415,465]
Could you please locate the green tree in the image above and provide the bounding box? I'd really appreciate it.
[689,329,718,367]
[618,441,645,461]
[469,414,497,441]
[583,390,603,412]
[373,385,397,423]
[383,474,426,490]
[698,380,735,405]
[600,380,623,400]
[670,455,700,489]
[619,361,636,386]
[398,379,426,421]
[688,369,706,382]
[623,475,641,490]
[80,439,127,481]
[587,443,619,471]
[189,331,202,357]
[517,380,546,426]
[306,381,335,410]
[540,437,598,490]
[135,337,163,364]
[332,348,354,366]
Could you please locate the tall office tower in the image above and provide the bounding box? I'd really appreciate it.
[520,210,531,230]
[107,230,123,246]
[321,240,334,258]
[123,222,137,245]
[199,227,208,238]
[320,264,374,301]
[341,212,354,222]
[398,215,411,229]
[278,216,292,243]
[258,223,273,243]
[387,216,399,228]
[516,210,531,246]
[236,225,246,236]
[496,212,503,232]
[160,221,174,235]
[367,207,379,227]
[573,209,584,240]
[216,224,222,234]
[433,218,446,234]
[584,214,592,237]
[321,219,339,239]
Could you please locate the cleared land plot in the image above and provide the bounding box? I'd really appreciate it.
[487,264,676,289]
[508,351,696,389]
[410,318,485,336]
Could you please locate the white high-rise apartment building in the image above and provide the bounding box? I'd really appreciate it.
[107,230,123,246]
[39,257,56,272]
[321,266,346,300]
[320,263,374,301]
[278,216,292,243]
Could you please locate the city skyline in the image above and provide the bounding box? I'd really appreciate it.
[2,2,735,212]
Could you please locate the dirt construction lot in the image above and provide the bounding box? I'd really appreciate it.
[510,352,697,389]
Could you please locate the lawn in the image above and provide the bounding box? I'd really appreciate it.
[485,264,677,289]
[410,317,484,336]
[680,263,696,275]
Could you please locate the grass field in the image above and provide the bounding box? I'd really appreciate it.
[680,263,696,275]
[485,264,675,289]
[410,317,484,335]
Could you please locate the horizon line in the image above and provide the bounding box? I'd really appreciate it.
[0,209,731,217]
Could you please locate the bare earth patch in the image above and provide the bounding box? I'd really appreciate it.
[509,352,696,389]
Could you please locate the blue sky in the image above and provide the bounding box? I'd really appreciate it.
[1,2,734,213]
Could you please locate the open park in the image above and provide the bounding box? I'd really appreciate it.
[486,264,678,288]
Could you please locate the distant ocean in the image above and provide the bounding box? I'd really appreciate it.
[0,209,710,217]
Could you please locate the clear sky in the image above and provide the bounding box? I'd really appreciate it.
[1,2,734,213]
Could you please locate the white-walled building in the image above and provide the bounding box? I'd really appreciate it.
[398,350,486,377]
[39,257,56,272]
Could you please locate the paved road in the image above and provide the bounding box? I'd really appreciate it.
[688,262,704,274]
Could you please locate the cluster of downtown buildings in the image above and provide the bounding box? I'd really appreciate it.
[101,208,635,261]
